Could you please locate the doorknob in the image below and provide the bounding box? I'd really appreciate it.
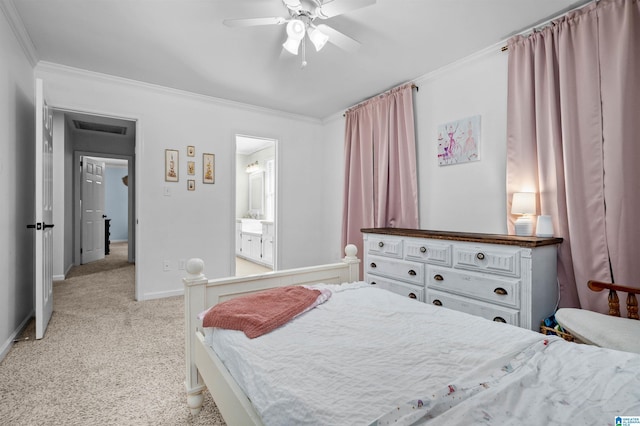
[102,215,107,218]
[26,222,54,230]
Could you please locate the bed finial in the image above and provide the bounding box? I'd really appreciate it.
[344,244,358,261]
[186,258,205,279]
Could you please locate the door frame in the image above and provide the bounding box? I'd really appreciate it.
[49,102,141,299]
[74,151,134,265]
[232,134,279,275]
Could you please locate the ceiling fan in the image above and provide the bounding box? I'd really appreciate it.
[223,0,376,67]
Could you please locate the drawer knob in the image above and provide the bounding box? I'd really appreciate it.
[476,252,485,260]
[408,292,417,299]
[420,246,427,253]
[408,269,417,276]
[493,316,507,323]
[433,274,444,281]
[494,287,508,296]
[378,241,384,248]
[432,299,443,306]
[370,262,377,268]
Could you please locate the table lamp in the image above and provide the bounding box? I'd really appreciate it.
[511,192,536,236]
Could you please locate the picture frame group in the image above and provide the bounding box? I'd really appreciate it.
[165,148,215,186]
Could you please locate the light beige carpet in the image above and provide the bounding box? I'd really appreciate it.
[0,243,225,425]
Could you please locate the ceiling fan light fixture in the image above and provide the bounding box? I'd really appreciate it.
[308,27,329,51]
[286,19,306,40]
[283,37,302,55]
[283,19,306,55]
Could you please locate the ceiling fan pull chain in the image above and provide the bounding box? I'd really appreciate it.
[301,37,308,68]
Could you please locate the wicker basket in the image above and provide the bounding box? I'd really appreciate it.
[540,323,576,342]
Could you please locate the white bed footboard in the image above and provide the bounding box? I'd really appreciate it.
[184,245,360,421]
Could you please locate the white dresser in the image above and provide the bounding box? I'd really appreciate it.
[362,229,563,331]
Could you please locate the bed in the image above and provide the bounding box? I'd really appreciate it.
[184,245,640,425]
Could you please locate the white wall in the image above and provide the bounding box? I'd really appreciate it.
[0,6,35,359]
[320,45,511,259]
[105,163,129,242]
[35,63,331,300]
[414,47,509,234]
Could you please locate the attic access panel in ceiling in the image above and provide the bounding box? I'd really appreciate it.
[73,120,128,135]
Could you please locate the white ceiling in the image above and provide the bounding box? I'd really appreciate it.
[9,0,587,119]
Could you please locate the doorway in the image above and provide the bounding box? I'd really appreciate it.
[79,155,129,265]
[56,110,136,281]
[234,135,277,276]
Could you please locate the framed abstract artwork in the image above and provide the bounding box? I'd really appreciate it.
[437,115,481,166]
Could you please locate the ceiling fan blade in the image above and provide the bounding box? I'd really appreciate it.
[316,24,361,53]
[316,0,376,19]
[223,17,287,27]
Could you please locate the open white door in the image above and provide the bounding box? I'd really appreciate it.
[31,78,54,340]
[81,157,106,264]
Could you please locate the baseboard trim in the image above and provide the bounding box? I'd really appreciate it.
[53,274,65,281]
[0,311,34,362]
[140,288,184,301]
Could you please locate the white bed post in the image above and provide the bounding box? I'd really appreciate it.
[183,258,208,415]
[343,244,360,282]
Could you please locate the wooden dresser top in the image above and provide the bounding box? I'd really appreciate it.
[361,228,563,248]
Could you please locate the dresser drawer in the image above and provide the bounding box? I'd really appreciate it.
[367,275,424,301]
[427,267,520,309]
[454,245,521,277]
[365,236,403,258]
[427,290,520,326]
[405,240,452,266]
[366,255,423,285]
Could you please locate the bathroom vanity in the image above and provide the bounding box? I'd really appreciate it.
[236,219,274,267]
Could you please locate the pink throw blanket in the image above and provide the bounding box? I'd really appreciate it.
[203,286,322,338]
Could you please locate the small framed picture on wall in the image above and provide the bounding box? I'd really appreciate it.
[187,145,195,157]
[203,153,215,184]
[165,149,179,182]
[187,179,195,191]
[187,161,195,175]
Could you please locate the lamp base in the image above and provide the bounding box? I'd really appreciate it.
[514,216,534,236]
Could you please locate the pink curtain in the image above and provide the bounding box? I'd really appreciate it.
[342,83,419,265]
[506,0,640,313]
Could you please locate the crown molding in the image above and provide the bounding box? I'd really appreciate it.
[0,0,38,67]
[35,61,322,124]
[322,41,505,123]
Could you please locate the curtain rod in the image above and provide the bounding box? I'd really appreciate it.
[343,84,418,117]
[499,0,594,51]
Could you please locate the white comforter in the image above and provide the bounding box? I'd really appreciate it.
[207,282,640,425]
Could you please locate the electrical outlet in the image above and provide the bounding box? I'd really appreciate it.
[164,186,171,196]
[178,259,186,270]
[163,260,170,271]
